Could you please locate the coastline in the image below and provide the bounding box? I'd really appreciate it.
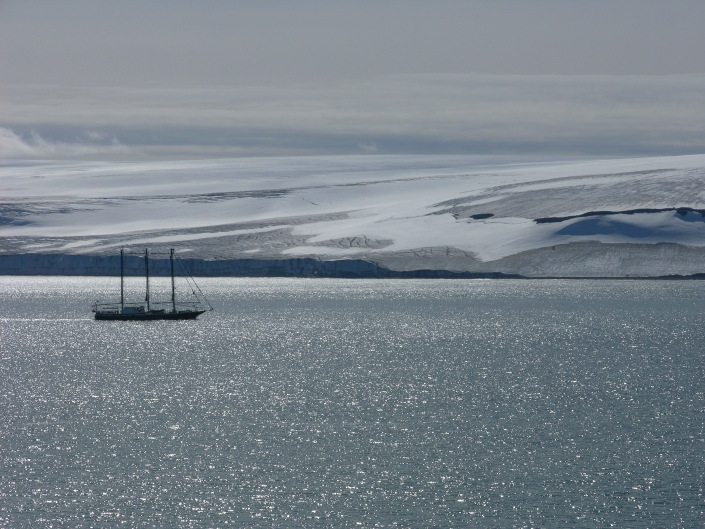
[1,253,703,280]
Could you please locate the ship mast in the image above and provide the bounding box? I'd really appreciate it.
[145,248,150,311]
[120,249,124,312]
[170,248,176,313]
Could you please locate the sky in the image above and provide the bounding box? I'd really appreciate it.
[1,0,704,160]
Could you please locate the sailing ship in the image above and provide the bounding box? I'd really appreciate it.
[93,248,211,320]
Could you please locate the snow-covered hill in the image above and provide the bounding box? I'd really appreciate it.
[2,154,705,277]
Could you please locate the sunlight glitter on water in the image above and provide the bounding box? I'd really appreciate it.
[1,277,703,528]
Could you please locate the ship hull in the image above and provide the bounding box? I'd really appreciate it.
[94,310,206,321]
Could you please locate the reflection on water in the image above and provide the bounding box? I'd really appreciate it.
[1,277,703,528]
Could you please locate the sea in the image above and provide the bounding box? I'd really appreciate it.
[1,276,703,528]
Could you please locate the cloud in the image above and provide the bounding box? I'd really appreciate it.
[0,127,131,159]
[1,73,704,159]
[3,0,704,89]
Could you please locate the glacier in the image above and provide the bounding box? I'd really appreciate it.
[1,154,705,278]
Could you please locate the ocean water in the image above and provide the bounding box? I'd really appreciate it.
[1,276,703,528]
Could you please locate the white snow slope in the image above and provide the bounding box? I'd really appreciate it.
[2,154,705,277]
